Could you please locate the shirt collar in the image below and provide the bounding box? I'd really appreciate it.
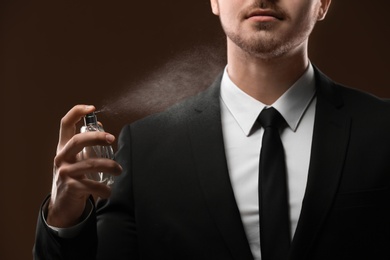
[220,63,316,136]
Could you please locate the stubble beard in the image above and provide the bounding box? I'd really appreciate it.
[222,14,319,61]
[224,23,298,60]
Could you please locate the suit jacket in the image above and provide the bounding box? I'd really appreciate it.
[34,67,390,260]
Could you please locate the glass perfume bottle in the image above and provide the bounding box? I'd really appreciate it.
[80,112,115,185]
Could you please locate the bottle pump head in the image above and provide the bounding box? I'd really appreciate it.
[84,112,98,126]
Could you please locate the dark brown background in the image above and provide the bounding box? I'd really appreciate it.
[1,1,389,259]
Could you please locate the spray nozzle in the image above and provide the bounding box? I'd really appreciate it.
[84,112,98,126]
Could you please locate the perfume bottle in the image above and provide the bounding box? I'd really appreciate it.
[80,112,115,185]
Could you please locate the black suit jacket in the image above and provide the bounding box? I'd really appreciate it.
[34,67,390,260]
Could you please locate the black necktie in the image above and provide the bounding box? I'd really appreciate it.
[258,107,291,260]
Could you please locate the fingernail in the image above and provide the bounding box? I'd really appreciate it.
[106,134,115,143]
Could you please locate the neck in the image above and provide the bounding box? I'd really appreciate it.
[226,40,309,105]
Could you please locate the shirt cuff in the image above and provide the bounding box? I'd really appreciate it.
[42,196,93,239]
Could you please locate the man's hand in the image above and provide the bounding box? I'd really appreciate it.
[47,105,122,228]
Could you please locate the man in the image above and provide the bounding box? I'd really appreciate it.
[34,0,390,259]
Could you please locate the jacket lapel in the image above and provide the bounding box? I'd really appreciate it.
[290,68,351,259]
[186,76,254,260]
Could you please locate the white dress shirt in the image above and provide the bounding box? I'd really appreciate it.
[220,64,316,259]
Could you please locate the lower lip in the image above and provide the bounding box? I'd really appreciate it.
[248,15,278,22]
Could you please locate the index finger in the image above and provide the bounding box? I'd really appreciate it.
[57,105,96,152]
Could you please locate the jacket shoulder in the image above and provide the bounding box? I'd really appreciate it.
[337,84,390,114]
[128,74,222,134]
[313,65,390,115]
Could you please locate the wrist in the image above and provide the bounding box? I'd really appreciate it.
[46,198,92,228]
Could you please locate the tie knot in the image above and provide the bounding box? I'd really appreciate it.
[257,107,285,129]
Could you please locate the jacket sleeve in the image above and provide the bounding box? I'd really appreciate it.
[33,196,98,260]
